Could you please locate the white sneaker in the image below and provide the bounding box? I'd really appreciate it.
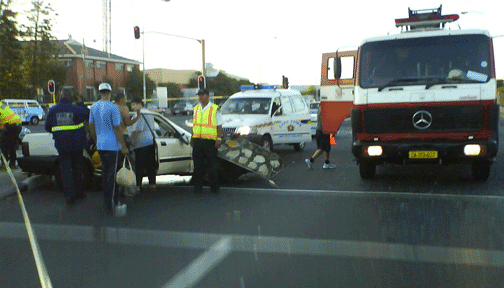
[323,163,336,169]
[114,202,127,217]
[305,159,312,169]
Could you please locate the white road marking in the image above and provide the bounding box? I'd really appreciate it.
[162,236,232,288]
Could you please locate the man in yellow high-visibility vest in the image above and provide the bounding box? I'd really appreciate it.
[0,100,22,169]
[190,89,223,194]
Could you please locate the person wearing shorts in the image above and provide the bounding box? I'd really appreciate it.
[305,105,336,169]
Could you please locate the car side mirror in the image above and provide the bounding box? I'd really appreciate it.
[178,132,190,145]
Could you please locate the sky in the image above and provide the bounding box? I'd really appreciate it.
[9,0,504,86]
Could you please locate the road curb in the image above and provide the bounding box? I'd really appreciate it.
[0,175,52,201]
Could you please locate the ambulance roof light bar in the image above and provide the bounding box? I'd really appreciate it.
[240,85,278,91]
[395,5,459,32]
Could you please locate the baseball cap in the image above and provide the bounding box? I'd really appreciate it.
[98,83,112,92]
[197,89,209,95]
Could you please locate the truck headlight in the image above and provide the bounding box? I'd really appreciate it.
[236,126,256,135]
[464,144,482,156]
[366,145,383,157]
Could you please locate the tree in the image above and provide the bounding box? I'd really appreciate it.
[21,0,66,97]
[0,4,25,99]
[301,86,317,96]
[125,66,156,99]
[159,82,183,99]
[188,72,253,96]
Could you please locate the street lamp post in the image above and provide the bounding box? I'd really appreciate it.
[140,31,206,106]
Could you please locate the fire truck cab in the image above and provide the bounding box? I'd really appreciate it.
[327,6,499,181]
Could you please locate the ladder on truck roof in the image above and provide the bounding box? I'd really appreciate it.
[395,5,459,32]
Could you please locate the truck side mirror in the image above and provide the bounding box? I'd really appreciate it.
[334,57,342,79]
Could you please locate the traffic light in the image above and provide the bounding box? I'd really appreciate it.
[198,75,206,90]
[282,75,289,89]
[134,26,141,39]
[48,80,55,93]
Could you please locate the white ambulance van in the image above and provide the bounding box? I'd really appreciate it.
[3,99,45,125]
[220,85,312,151]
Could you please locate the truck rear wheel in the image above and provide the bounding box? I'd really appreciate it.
[359,160,376,179]
[472,160,491,182]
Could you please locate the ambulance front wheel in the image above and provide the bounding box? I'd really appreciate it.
[293,142,305,152]
[260,135,273,151]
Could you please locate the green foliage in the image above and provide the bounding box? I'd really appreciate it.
[158,82,183,99]
[125,66,156,99]
[188,72,253,96]
[0,7,25,99]
[21,1,66,96]
[301,85,317,96]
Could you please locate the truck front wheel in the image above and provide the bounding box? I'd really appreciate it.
[359,160,376,179]
[472,160,491,182]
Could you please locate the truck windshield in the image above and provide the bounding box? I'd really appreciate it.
[220,98,272,115]
[359,34,492,89]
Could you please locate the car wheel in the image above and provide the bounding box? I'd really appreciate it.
[293,142,305,151]
[30,116,39,125]
[260,135,273,151]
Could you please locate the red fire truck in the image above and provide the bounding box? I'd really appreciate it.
[321,6,499,181]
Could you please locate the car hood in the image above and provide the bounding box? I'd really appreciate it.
[221,114,271,128]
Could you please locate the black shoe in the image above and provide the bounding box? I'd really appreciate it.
[75,193,87,200]
[211,187,220,195]
[194,186,202,194]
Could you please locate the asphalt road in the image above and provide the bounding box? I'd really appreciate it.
[2,116,504,287]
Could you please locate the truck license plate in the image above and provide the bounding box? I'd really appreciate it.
[409,151,438,159]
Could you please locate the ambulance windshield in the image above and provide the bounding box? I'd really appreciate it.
[220,98,272,115]
[359,34,492,89]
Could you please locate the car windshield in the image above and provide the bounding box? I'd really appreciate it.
[359,34,492,89]
[220,97,271,115]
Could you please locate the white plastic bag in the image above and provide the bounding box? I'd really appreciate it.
[116,157,136,187]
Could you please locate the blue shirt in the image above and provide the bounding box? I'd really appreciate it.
[89,100,122,151]
[130,108,155,149]
[45,97,90,153]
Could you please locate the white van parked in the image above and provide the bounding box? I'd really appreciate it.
[2,99,45,125]
[220,85,312,151]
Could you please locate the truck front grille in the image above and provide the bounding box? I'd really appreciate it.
[364,105,484,134]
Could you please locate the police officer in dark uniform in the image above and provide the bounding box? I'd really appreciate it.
[45,95,90,204]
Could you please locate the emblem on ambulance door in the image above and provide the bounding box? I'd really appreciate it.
[287,125,295,132]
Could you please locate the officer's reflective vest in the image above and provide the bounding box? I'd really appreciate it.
[192,103,218,140]
[0,101,22,129]
[51,122,85,132]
